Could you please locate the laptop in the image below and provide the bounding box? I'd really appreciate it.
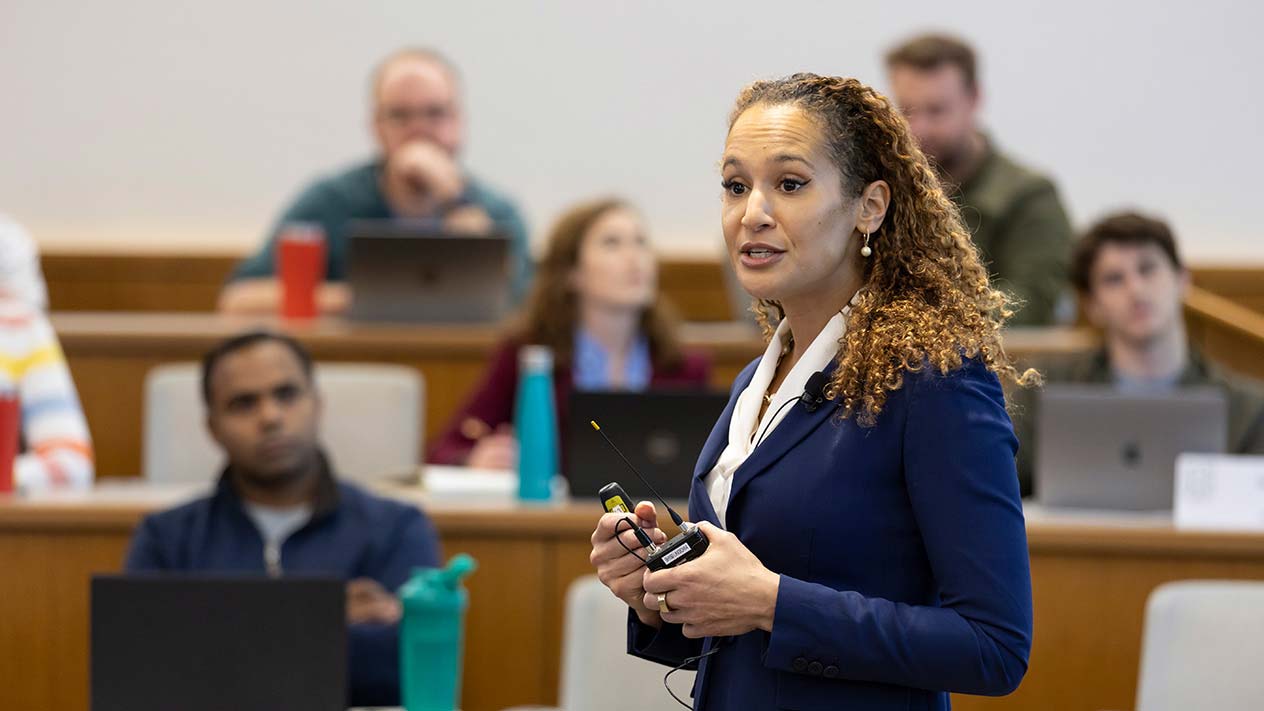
[1034,384,1228,510]
[91,576,346,711]
[346,219,511,323]
[566,389,729,502]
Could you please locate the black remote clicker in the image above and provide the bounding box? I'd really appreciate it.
[598,482,659,554]
[591,421,709,570]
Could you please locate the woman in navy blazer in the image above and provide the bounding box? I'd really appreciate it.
[590,74,1036,710]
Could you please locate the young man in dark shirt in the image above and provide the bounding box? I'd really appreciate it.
[125,331,440,706]
[1011,213,1264,494]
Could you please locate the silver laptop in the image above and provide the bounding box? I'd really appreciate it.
[346,220,511,323]
[1035,384,1228,510]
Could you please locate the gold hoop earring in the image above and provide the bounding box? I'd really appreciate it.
[860,232,873,258]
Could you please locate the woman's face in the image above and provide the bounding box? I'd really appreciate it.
[720,103,861,306]
[571,207,658,311]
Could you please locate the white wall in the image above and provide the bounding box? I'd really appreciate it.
[2,0,1261,261]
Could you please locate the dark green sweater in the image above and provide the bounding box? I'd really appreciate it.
[950,139,1073,326]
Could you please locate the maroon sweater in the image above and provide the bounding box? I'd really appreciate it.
[427,339,712,465]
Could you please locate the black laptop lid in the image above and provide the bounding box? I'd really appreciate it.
[91,576,346,711]
[345,220,511,324]
[566,389,728,502]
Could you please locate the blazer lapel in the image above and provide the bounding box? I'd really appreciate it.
[724,365,843,517]
[687,365,756,526]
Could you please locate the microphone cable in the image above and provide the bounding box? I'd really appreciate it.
[754,371,828,447]
[664,646,723,709]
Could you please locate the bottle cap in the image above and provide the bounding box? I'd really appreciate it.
[519,345,553,372]
[438,553,477,588]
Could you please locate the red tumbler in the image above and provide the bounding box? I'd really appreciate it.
[0,391,18,493]
[276,223,327,320]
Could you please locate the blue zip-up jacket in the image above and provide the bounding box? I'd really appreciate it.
[124,459,440,707]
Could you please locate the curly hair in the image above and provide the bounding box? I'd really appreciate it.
[515,198,684,371]
[730,73,1038,425]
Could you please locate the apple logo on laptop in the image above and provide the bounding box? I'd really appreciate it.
[1121,441,1142,468]
[646,431,680,465]
[416,264,440,286]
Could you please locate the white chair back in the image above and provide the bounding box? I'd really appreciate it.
[1136,579,1264,711]
[557,575,695,710]
[143,362,422,483]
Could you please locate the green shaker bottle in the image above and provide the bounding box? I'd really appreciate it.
[398,554,478,711]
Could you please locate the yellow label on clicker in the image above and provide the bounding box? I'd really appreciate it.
[604,495,630,513]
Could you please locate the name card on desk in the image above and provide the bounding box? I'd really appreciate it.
[1175,453,1264,531]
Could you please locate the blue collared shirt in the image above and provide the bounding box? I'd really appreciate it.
[572,328,652,391]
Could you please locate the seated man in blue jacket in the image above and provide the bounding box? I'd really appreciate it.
[125,330,439,706]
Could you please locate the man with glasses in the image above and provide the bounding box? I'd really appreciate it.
[220,48,530,313]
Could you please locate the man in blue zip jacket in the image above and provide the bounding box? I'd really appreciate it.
[125,331,440,707]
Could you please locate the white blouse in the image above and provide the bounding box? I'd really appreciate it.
[703,295,858,528]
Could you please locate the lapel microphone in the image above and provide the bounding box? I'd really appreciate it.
[800,371,828,413]
[755,370,829,447]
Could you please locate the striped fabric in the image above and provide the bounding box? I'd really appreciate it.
[0,299,93,491]
[0,214,49,309]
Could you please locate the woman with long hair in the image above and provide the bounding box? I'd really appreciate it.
[428,198,710,468]
[590,74,1035,710]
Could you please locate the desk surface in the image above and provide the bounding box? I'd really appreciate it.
[51,312,763,355]
[6,481,1263,555]
[3,483,1264,711]
[50,311,1097,356]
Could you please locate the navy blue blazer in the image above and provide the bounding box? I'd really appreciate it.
[629,357,1033,710]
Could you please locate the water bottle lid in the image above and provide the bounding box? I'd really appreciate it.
[519,345,553,372]
[439,553,478,587]
[400,554,478,604]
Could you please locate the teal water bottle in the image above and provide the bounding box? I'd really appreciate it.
[399,554,478,711]
[515,345,558,501]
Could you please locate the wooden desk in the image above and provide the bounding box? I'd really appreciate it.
[40,250,1264,322]
[39,252,741,322]
[2,488,1262,711]
[51,312,1096,478]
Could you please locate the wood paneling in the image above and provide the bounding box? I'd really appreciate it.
[657,257,735,321]
[1191,265,1264,315]
[3,494,1263,711]
[0,525,133,710]
[1183,285,1264,380]
[42,252,237,313]
[40,251,738,322]
[40,251,1264,324]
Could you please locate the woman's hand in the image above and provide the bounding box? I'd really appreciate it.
[590,501,668,627]
[465,424,517,470]
[641,522,780,639]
